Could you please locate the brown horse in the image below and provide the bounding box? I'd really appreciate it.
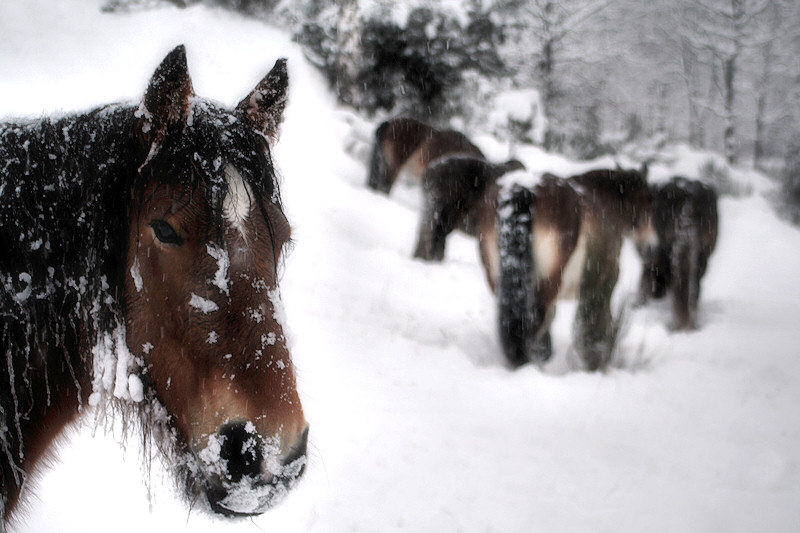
[366,117,484,193]
[638,177,718,330]
[497,167,657,369]
[0,46,307,523]
[413,155,525,292]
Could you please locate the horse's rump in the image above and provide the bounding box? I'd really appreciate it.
[367,117,484,193]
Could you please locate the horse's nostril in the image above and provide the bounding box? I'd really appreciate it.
[218,421,264,483]
[284,425,309,466]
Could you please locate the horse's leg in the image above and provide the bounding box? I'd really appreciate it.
[413,185,468,262]
[478,222,499,294]
[685,231,705,330]
[415,159,490,262]
[413,193,446,261]
[574,235,621,370]
[475,184,500,293]
[637,261,655,306]
[637,245,670,305]
[669,227,696,330]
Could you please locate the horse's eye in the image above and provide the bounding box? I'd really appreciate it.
[150,220,184,246]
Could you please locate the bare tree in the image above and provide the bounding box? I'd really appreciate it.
[678,0,778,164]
[750,0,800,167]
[335,0,361,106]
[509,0,615,149]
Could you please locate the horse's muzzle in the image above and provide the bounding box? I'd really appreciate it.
[200,421,309,516]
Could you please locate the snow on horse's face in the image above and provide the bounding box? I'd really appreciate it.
[124,47,307,516]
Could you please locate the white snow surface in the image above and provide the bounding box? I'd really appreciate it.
[1,1,799,532]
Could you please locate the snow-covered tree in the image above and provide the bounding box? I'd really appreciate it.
[677,0,778,164]
[499,0,621,156]
[294,0,507,120]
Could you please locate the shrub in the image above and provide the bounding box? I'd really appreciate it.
[295,5,507,121]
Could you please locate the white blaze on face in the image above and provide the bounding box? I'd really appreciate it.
[223,165,253,238]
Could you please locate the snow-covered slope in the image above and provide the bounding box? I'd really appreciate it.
[2,2,799,532]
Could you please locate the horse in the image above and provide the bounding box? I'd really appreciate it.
[366,117,484,194]
[638,177,718,330]
[0,46,308,524]
[497,167,657,370]
[412,155,525,292]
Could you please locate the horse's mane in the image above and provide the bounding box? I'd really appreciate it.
[0,98,284,512]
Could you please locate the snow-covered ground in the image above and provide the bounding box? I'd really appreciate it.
[2,2,799,532]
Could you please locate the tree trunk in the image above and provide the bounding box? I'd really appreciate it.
[336,0,361,107]
[754,92,767,168]
[722,55,737,164]
[540,38,557,150]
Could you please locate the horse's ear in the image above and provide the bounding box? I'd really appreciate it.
[141,45,194,134]
[236,58,288,143]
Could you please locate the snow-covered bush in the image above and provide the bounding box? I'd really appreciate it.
[295,4,507,121]
[485,87,547,146]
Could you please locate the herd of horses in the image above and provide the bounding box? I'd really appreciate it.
[367,117,719,369]
[0,48,718,526]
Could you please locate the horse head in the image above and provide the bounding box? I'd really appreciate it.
[124,46,307,516]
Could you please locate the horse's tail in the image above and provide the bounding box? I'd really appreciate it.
[367,121,392,193]
[497,184,538,368]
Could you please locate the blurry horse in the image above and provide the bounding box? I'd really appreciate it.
[0,46,308,523]
[413,155,525,292]
[366,117,484,194]
[638,177,718,330]
[497,167,657,369]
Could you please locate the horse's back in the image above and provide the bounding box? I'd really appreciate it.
[655,177,719,253]
[422,129,483,161]
[376,117,436,164]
